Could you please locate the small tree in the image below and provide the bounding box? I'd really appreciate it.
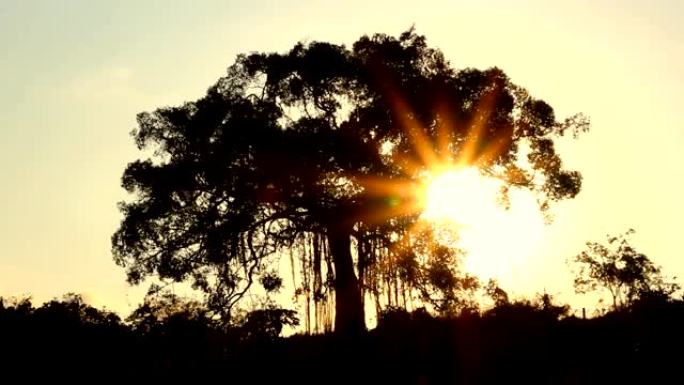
[572,229,679,311]
[485,279,510,307]
[126,287,212,334]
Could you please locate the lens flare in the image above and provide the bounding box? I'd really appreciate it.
[351,72,544,285]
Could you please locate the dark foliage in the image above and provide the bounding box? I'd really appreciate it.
[1,293,682,384]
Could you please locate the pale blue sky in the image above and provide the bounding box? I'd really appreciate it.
[1,0,683,314]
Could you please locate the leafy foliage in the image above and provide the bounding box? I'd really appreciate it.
[239,306,299,342]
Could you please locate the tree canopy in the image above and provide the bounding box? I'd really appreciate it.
[112,29,588,334]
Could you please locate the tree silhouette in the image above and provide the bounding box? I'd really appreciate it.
[126,286,212,334]
[35,293,122,327]
[572,229,680,311]
[113,29,587,335]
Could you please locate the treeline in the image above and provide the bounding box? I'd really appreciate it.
[0,292,297,375]
[1,291,682,384]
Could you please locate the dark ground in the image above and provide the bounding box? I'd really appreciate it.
[0,296,681,384]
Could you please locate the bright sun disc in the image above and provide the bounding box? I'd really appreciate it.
[421,167,501,225]
[420,167,544,283]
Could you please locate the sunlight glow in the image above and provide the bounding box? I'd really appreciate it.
[421,168,501,225]
[420,167,544,282]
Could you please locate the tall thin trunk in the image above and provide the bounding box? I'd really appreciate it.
[327,223,365,335]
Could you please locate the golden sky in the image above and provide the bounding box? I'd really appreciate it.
[1,0,683,315]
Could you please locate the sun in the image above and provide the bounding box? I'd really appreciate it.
[421,167,501,226]
[418,167,544,283]
[352,74,547,286]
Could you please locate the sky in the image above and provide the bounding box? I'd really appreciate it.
[1,0,683,316]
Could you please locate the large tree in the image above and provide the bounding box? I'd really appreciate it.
[113,30,587,335]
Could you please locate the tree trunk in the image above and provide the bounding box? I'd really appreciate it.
[327,223,365,335]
